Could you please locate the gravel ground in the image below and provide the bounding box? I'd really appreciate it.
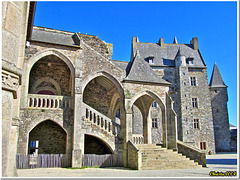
[16,153,238,178]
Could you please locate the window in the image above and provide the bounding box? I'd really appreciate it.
[29,140,39,154]
[147,56,154,64]
[200,142,206,150]
[187,58,194,65]
[149,58,154,64]
[194,119,199,129]
[192,98,198,108]
[30,141,36,148]
[152,101,157,108]
[190,77,197,86]
[152,118,158,128]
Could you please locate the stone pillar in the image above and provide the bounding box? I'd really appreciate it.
[166,93,177,150]
[147,111,152,144]
[72,65,83,167]
[122,98,132,167]
[143,111,152,144]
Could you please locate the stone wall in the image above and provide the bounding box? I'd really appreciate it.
[188,69,215,153]
[210,87,231,152]
[174,65,215,153]
[18,108,73,155]
[83,80,113,117]
[132,105,143,134]
[29,120,67,154]
[78,33,112,59]
[29,58,71,96]
[177,140,206,167]
[84,135,112,154]
[150,106,163,144]
[127,140,142,170]
[2,1,31,177]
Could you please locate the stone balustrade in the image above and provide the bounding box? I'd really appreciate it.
[27,94,72,109]
[83,103,115,135]
[132,134,144,144]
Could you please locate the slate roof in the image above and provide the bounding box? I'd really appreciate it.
[31,26,78,47]
[124,52,171,85]
[111,60,128,71]
[209,63,227,87]
[136,42,206,68]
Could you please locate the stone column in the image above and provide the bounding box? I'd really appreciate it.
[122,98,132,167]
[72,65,83,167]
[166,93,177,150]
[147,111,152,144]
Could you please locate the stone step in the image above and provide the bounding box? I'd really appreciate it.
[142,160,199,167]
[142,158,196,164]
[135,143,203,170]
[142,154,190,161]
[142,164,202,170]
[141,150,178,155]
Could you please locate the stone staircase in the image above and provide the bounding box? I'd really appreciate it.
[136,144,202,170]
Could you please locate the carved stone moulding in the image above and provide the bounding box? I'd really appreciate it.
[2,69,21,99]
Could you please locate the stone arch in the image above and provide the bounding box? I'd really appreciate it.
[30,77,61,95]
[108,92,121,120]
[82,71,124,97]
[26,48,75,75]
[82,71,125,119]
[84,134,114,154]
[27,119,68,154]
[130,90,166,146]
[130,90,166,111]
[21,48,75,107]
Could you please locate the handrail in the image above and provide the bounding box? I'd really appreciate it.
[82,102,114,135]
[27,94,72,109]
[177,140,206,167]
[132,134,144,144]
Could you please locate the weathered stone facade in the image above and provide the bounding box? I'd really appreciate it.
[2,1,35,177]
[2,3,233,176]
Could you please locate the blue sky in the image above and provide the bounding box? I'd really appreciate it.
[33,1,238,126]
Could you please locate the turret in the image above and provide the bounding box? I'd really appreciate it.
[209,63,231,152]
[175,47,186,66]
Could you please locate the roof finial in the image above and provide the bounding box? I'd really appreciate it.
[173,35,178,44]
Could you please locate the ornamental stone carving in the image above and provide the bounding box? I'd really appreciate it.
[2,70,20,98]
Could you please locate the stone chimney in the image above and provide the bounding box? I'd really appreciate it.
[131,36,138,61]
[190,37,199,50]
[158,37,164,47]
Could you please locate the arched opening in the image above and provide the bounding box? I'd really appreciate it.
[83,75,121,119]
[28,120,67,154]
[28,55,72,96]
[84,134,113,154]
[131,92,165,144]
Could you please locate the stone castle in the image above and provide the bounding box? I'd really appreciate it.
[2,2,232,176]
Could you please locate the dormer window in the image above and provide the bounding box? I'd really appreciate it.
[148,56,154,64]
[187,57,194,65]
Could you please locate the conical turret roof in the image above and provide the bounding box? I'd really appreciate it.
[209,63,227,87]
[173,36,178,44]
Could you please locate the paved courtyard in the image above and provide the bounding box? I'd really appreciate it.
[16,153,238,178]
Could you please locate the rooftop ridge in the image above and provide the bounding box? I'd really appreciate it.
[33,26,75,35]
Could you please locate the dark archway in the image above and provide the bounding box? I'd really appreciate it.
[84,134,113,154]
[28,120,67,154]
[29,55,72,96]
[83,76,121,118]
